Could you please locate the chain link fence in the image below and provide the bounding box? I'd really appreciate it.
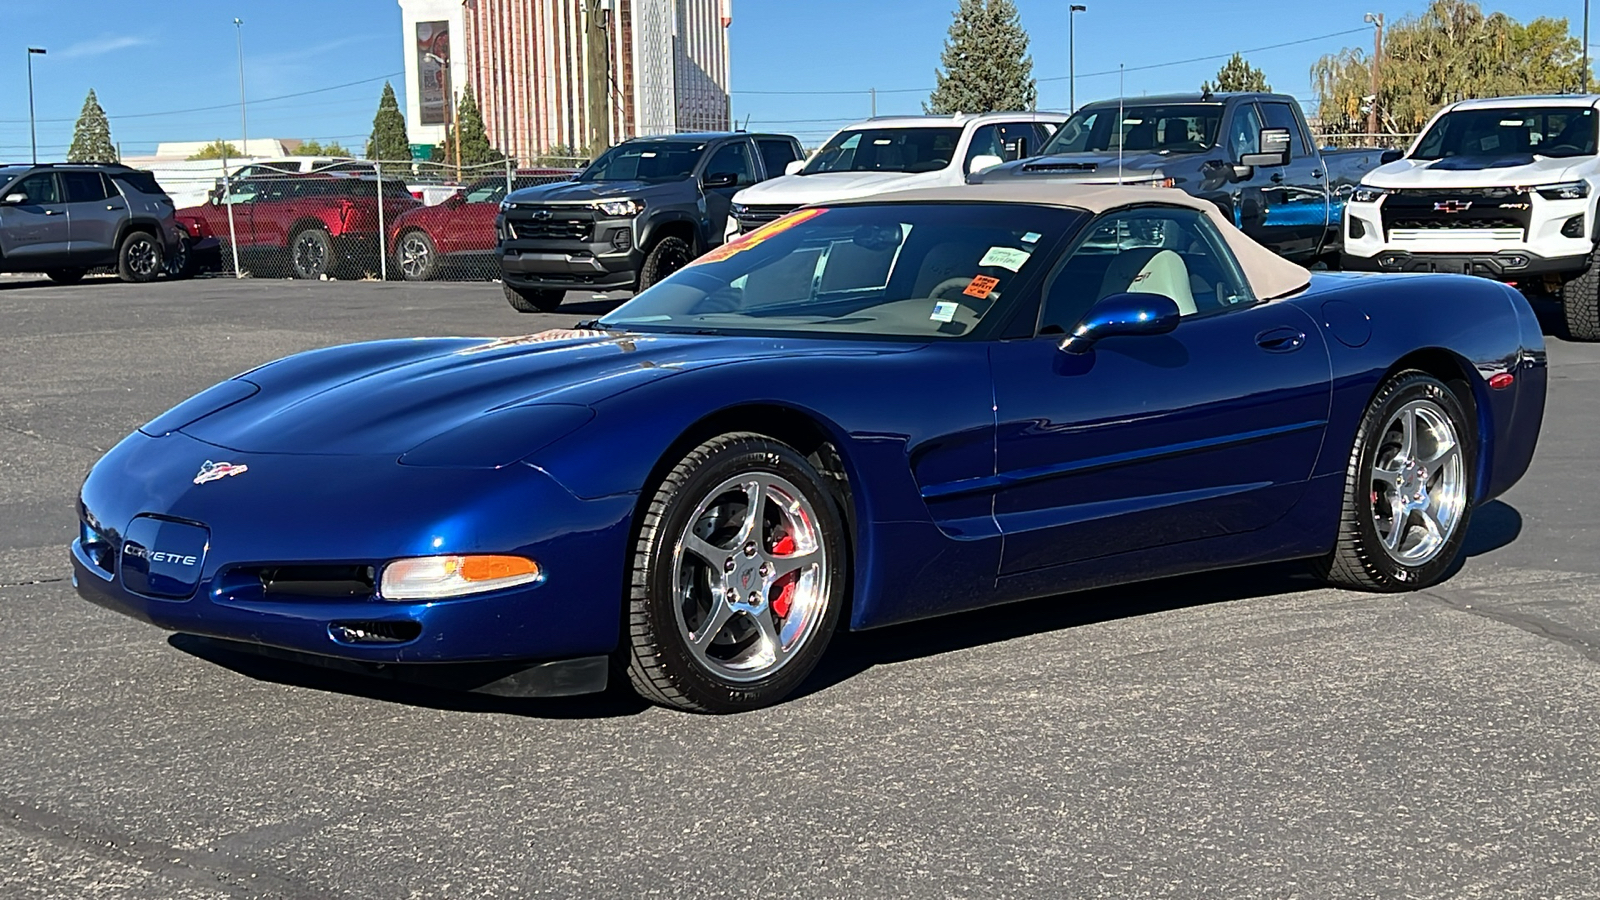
[1313,133,1418,150]
[174,158,582,283]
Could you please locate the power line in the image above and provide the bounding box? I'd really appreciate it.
[0,71,403,125]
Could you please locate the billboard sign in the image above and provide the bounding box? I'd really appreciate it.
[417,21,450,126]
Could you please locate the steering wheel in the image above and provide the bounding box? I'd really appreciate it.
[928,276,1001,304]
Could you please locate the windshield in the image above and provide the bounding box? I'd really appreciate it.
[600,203,1083,339]
[1041,104,1222,155]
[802,128,964,174]
[1412,106,1597,160]
[579,141,705,182]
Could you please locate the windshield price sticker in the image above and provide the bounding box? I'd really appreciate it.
[930,301,960,323]
[963,275,1001,299]
[979,246,1030,272]
[1022,232,1042,244]
[690,208,830,267]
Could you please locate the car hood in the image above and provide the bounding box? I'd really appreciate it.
[182,330,912,458]
[1364,154,1584,189]
[732,169,954,205]
[972,151,1171,182]
[504,179,682,205]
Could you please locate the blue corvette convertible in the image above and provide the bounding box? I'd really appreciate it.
[74,184,1547,712]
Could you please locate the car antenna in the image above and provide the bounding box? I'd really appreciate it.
[1117,64,1125,185]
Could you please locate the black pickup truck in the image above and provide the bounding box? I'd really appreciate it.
[972,92,1399,265]
[496,131,803,312]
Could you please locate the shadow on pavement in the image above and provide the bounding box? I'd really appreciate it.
[1462,499,1521,558]
[1525,293,1572,342]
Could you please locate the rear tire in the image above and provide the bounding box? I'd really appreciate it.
[502,281,564,313]
[46,268,87,285]
[625,433,846,713]
[289,227,333,279]
[637,235,693,291]
[1314,371,1474,592]
[1561,244,1600,341]
[164,235,193,280]
[116,231,162,284]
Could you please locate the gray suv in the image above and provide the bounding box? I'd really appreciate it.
[0,163,181,284]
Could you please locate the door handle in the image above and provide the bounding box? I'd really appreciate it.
[105,203,125,211]
[1270,172,1285,184]
[1255,326,1306,352]
[1310,170,1324,179]
[44,209,59,215]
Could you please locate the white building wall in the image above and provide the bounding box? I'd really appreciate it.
[398,0,470,148]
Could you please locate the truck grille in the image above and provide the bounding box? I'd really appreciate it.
[1380,188,1530,239]
[507,209,594,241]
[735,204,798,231]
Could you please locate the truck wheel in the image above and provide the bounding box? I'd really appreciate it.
[1562,245,1600,341]
[503,281,564,313]
[638,236,693,291]
[46,268,87,285]
[290,227,333,279]
[116,231,163,284]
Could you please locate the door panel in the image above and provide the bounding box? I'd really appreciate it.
[1256,101,1330,261]
[989,301,1330,576]
[63,171,121,261]
[0,173,70,262]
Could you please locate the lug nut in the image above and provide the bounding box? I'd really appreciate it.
[724,557,736,573]
[743,541,757,557]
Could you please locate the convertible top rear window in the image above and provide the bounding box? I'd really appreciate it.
[601,203,1084,339]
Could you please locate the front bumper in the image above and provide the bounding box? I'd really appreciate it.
[497,210,641,291]
[1340,249,1589,279]
[1343,192,1594,280]
[73,430,636,675]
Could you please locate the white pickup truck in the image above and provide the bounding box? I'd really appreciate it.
[1343,94,1600,339]
[725,112,1064,240]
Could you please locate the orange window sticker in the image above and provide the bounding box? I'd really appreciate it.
[690,207,830,267]
[963,275,1001,299]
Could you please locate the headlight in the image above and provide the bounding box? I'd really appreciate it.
[731,202,748,217]
[1535,181,1589,201]
[380,555,542,601]
[1351,186,1388,204]
[499,199,513,212]
[593,198,642,217]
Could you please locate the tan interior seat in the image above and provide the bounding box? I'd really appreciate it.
[1097,247,1196,315]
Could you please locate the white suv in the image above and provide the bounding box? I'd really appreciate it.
[1343,94,1600,338]
[725,112,1064,239]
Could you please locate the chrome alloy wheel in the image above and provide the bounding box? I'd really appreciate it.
[1370,399,1466,565]
[672,473,831,683]
[399,233,432,279]
[127,239,160,278]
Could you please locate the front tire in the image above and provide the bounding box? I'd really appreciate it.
[637,235,693,291]
[116,231,162,284]
[397,230,439,281]
[502,281,564,312]
[1562,243,1600,341]
[1314,372,1474,591]
[289,227,333,279]
[626,433,846,713]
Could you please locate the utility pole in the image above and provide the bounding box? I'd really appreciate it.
[1364,12,1384,137]
[1584,0,1591,93]
[26,48,46,164]
[870,87,876,117]
[584,0,610,159]
[1069,5,1085,112]
[234,19,248,158]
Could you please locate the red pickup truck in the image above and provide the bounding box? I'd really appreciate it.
[176,174,419,278]
[386,170,576,280]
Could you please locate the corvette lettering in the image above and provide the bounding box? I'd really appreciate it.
[123,545,198,566]
[194,460,248,485]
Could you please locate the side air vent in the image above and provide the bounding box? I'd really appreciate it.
[329,620,422,645]
[256,565,376,600]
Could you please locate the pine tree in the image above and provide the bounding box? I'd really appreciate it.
[926,0,1037,114]
[67,89,119,164]
[1202,53,1271,93]
[366,81,412,162]
[434,85,503,167]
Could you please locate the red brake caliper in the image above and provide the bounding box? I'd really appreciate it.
[769,534,797,618]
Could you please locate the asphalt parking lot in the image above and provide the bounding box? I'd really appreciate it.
[2,273,1599,899]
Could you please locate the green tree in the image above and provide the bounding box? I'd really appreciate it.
[67,89,119,164]
[187,139,242,161]
[925,0,1036,114]
[532,143,583,168]
[1312,0,1590,137]
[298,139,353,157]
[433,85,503,167]
[365,81,412,161]
[1202,53,1271,93]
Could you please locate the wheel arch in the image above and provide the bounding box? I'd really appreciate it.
[640,216,700,254]
[113,217,163,248]
[289,217,331,242]
[1372,347,1492,504]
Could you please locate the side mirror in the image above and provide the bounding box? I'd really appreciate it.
[784,159,806,176]
[1060,292,1181,354]
[703,171,739,189]
[2,192,26,205]
[1240,127,1291,168]
[968,154,1004,175]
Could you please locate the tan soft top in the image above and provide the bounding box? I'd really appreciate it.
[838,183,1313,301]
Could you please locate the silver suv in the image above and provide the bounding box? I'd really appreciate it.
[0,163,181,284]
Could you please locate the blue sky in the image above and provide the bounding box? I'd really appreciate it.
[2,0,1588,159]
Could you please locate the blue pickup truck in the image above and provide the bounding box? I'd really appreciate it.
[972,92,1399,265]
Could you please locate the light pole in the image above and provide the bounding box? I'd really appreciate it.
[27,47,46,164]
[1584,0,1590,93]
[234,18,249,158]
[1364,12,1384,137]
[1068,5,1086,113]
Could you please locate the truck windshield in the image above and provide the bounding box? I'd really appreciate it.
[1041,104,1222,154]
[802,128,964,174]
[599,203,1083,339]
[580,141,705,182]
[1412,107,1597,160]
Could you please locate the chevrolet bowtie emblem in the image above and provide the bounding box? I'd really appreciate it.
[1434,200,1472,213]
